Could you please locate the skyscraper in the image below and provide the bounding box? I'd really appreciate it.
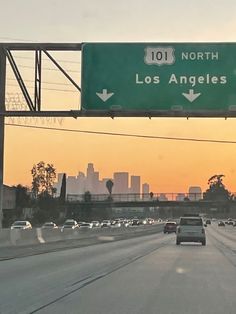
[142,183,149,194]
[113,172,129,194]
[67,176,78,194]
[130,175,141,194]
[188,186,202,200]
[93,171,99,194]
[77,172,86,194]
[86,163,95,192]
[54,173,64,196]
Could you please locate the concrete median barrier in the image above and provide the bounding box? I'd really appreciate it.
[10,229,40,246]
[0,223,164,248]
[41,229,64,242]
[0,229,12,247]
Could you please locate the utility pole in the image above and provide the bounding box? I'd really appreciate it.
[0,48,6,228]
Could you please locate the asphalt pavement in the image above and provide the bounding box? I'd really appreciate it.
[1,224,236,314]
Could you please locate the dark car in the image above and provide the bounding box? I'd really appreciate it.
[218,221,225,227]
[225,218,233,225]
[205,219,211,225]
[131,219,140,226]
[163,222,177,233]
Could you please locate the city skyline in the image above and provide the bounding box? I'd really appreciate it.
[54,162,146,196]
[54,162,203,198]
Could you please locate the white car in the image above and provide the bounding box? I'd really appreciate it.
[42,222,58,229]
[79,222,93,229]
[176,216,206,246]
[61,219,79,231]
[11,221,32,230]
[91,221,100,227]
[101,220,111,227]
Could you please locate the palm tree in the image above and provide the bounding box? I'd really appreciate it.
[106,179,114,195]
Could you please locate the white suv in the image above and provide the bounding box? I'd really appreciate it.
[176,216,206,246]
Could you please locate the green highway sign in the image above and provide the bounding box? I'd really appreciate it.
[81,43,236,116]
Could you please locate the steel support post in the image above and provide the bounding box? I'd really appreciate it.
[0,48,6,228]
[34,50,42,111]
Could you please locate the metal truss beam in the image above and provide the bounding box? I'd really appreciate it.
[43,50,81,91]
[0,110,236,118]
[1,43,82,51]
[5,50,35,111]
[3,43,82,112]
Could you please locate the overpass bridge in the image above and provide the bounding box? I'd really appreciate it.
[67,192,204,203]
[66,199,231,210]
[66,193,233,214]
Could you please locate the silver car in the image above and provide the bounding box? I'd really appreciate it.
[176,216,206,246]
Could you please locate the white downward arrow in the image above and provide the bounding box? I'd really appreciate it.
[96,89,114,102]
[182,89,201,103]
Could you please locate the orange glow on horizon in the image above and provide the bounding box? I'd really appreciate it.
[4,116,236,194]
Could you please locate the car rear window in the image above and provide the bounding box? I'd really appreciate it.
[166,222,176,226]
[180,218,203,226]
[13,221,27,226]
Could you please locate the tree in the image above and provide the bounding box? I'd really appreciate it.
[81,191,92,220]
[31,161,56,198]
[45,163,57,196]
[106,179,114,195]
[15,184,30,209]
[59,173,66,204]
[83,191,92,202]
[203,174,232,201]
[33,193,59,223]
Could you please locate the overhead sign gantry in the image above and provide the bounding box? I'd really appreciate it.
[81,43,236,117]
[1,42,236,118]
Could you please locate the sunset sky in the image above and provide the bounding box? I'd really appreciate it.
[1,0,236,193]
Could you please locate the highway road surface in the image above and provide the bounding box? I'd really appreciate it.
[1,224,236,314]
